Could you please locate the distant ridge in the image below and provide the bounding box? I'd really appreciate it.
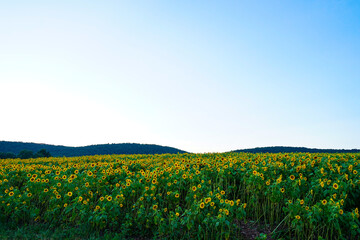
[0,141,187,157]
[232,146,360,153]
[1,141,359,158]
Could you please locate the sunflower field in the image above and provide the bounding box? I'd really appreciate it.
[1,152,359,239]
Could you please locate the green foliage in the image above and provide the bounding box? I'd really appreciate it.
[0,152,16,159]
[0,149,52,159]
[18,150,35,159]
[35,149,52,158]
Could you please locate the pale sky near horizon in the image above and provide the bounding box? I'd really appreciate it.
[1,1,359,153]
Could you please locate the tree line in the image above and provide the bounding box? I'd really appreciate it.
[0,149,51,159]
[233,146,360,153]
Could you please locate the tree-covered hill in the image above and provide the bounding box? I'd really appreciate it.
[0,141,187,158]
[232,146,360,154]
[1,141,359,159]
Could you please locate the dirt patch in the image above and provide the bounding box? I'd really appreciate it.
[236,219,274,240]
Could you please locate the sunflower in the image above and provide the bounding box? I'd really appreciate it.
[67,192,73,197]
[280,188,285,193]
[175,193,180,198]
[339,209,344,215]
[153,205,158,210]
[9,192,14,197]
[289,175,295,181]
[322,199,327,205]
[192,186,197,191]
[200,202,205,209]
[95,205,100,211]
[295,215,300,220]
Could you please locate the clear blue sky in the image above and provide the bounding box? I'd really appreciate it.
[1,1,359,153]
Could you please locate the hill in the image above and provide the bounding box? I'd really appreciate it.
[0,141,187,157]
[232,146,360,153]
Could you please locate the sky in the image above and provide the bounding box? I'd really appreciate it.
[1,1,359,153]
